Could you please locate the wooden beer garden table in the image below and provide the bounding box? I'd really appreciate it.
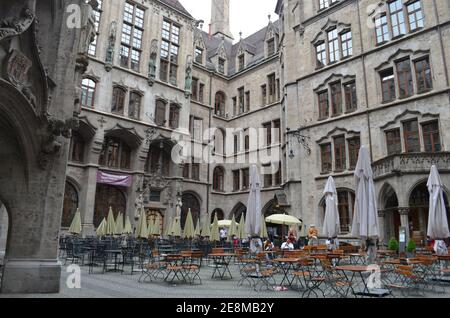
[209,253,234,280]
[274,258,300,287]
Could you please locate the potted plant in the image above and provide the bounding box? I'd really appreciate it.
[406,239,416,258]
[388,237,399,255]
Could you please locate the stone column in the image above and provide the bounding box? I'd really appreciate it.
[399,208,411,241]
[79,166,99,237]
[378,210,387,245]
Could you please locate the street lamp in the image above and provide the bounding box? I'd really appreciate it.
[286,127,311,158]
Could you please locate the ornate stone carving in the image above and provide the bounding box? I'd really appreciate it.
[105,22,117,72]
[4,49,32,86]
[0,7,35,42]
[184,55,193,98]
[148,39,158,86]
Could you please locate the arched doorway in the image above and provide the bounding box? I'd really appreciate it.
[147,209,164,236]
[319,189,355,234]
[181,192,201,228]
[263,199,285,242]
[61,181,79,228]
[93,184,127,227]
[409,182,450,244]
[211,209,225,223]
[230,203,247,224]
[380,184,400,240]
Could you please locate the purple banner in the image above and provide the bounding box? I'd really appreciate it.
[97,171,132,187]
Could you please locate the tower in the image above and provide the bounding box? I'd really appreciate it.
[210,0,234,41]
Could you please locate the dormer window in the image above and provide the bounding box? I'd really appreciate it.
[218,57,225,74]
[195,47,203,64]
[267,38,275,56]
[238,54,245,71]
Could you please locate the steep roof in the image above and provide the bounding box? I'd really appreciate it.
[159,0,192,18]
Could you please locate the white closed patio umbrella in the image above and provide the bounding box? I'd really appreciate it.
[427,165,450,247]
[115,212,124,236]
[135,207,148,239]
[322,176,341,241]
[245,165,262,238]
[105,207,116,236]
[351,146,379,264]
[123,216,133,235]
[69,209,82,235]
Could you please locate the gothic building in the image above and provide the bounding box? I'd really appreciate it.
[61,0,450,247]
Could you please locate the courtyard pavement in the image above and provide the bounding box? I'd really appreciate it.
[1,262,450,298]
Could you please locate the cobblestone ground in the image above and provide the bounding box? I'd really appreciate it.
[1,262,450,298]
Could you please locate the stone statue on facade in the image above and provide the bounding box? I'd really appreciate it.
[105,21,117,71]
[148,39,158,86]
[184,55,193,98]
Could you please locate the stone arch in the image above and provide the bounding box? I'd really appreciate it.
[181,191,202,228]
[379,183,400,240]
[212,166,225,192]
[211,208,225,223]
[93,184,127,227]
[61,179,80,228]
[230,202,247,223]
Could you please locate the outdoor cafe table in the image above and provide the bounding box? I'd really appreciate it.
[104,249,123,273]
[335,265,391,298]
[349,253,366,265]
[274,258,300,287]
[209,253,234,280]
[163,254,187,284]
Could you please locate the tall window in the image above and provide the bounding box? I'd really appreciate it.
[274,162,282,185]
[191,161,200,181]
[386,129,402,155]
[268,74,277,104]
[99,137,131,170]
[337,191,355,233]
[274,120,281,143]
[321,143,332,173]
[380,68,396,103]
[316,42,326,68]
[318,91,329,119]
[375,15,390,44]
[195,47,203,64]
[263,123,272,146]
[415,58,432,93]
[328,28,340,64]
[155,100,167,126]
[218,58,225,74]
[169,104,180,129]
[213,167,225,191]
[199,84,204,103]
[245,91,250,112]
[348,137,360,170]
[422,121,441,153]
[191,117,203,141]
[238,54,245,71]
[233,170,240,191]
[341,31,352,58]
[261,85,267,106]
[191,77,199,100]
[120,2,144,71]
[128,92,141,119]
[396,59,413,98]
[334,136,346,171]
[112,86,126,114]
[330,82,342,116]
[69,132,85,163]
[242,168,250,189]
[81,78,96,108]
[215,92,226,116]
[264,171,273,188]
[267,38,275,56]
[403,120,420,153]
[389,0,406,38]
[88,0,103,56]
[407,1,424,31]
[238,87,245,114]
[160,19,180,85]
[344,81,357,112]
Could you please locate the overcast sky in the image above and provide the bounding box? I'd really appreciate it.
[179,0,278,42]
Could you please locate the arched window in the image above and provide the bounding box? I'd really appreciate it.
[211,208,224,223]
[169,104,180,129]
[128,92,141,119]
[181,193,201,228]
[81,78,96,108]
[99,137,132,170]
[155,99,167,126]
[112,86,126,114]
[93,184,126,227]
[69,132,85,163]
[213,128,226,155]
[213,166,225,192]
[61,181,78,228]
[215,92,226,117]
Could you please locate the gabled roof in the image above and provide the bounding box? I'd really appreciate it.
[159,0,192,18]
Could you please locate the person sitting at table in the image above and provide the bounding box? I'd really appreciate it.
[281,237,294,251]
[308,225,319,246]
[264,239,274,251]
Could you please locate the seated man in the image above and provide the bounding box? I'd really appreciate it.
[281,238,294,251]
[308,225,319,246]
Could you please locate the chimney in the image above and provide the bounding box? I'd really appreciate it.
[210,0,234,41]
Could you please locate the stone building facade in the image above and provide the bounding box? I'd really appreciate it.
[0,0,94,293]
[60,0,450,248]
